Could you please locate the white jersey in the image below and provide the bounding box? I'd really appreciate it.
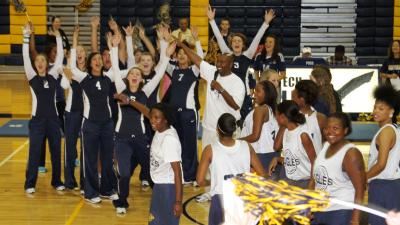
[240,106,279,154]
[199,61,245,131]
[304,109,323,154]
[283,125,313,181]
[150,127,183,184]
[368,124,400,181]
[314,142,356,211]
[210,140,251,196]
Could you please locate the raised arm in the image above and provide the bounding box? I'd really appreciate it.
[142,42,175,97]
[48,30,64,79]
[208,5,232,54]
[177,41,203,68]
[109,18,127,65]
[110,34,127,94]
[69,25,87,82]
[22,23,37,80]
[90,16,100,53]
[191,26,204,59]
[243,9,275,59]
[28,22,38,60]
[123,23,136,69]
[138,25,156,59]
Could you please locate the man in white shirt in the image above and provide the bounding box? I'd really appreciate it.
[177,41,245,150]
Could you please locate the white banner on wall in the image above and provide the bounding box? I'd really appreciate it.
[281,67,379,113]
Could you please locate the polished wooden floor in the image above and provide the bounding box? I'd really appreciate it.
[0,70,371,225]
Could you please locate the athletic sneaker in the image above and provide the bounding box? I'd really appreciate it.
[38,166,47,173]
[25,188,35,194]
[116,207,127,214]
[192,181,200,187]
[85,197,102,204]
[74,159,80,167]
[141,180,150,187]
[195,192,211,203]
[100,193,119,200]
[183,181,193,187]
[80,190,85,195]
[55,185,65,191]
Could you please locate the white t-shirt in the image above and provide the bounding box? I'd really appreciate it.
[200,61,245,131]
[150,127,182,184]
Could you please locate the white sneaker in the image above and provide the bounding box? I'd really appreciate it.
[141,180,150,187]
[80,190,85,195]
[55,185,65,191]
[85,197,102,204]
[183,181,192,187]
[25,188,35,194]
[116,207,127,214]
[195,192,211,203]
[100,193,119,200]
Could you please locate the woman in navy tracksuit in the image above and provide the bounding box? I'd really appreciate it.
[70,34,120,204]
[108,31,173,213]
[22,23,66,193]
[62,25,85,191]
[163,32,203,184]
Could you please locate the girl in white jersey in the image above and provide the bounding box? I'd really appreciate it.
[292,80,326,154]
[240,81,279,171]
[148,103,183,225]
[269,100,316,188]
[310,113,366,225]
[197,113,265,225]
[367,85,400,225]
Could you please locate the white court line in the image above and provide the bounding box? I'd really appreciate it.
[0,140,29,167]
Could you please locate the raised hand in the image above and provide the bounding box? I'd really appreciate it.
[90,16,100,28]
[207,5,216,20]
[138,25,146,39]
[106,32,113,49]
[73,25,80,36]
[22,22,32,36]
[112,33,121,47]
[123,22,134,37]
[28,21,34,34]
[166,41,177,57]
[191,25,199,41]
[265,9,276,24]
[108,17,119,32]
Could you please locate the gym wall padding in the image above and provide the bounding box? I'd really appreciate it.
[0,0,47,61]
[356,0,394,60]
[100,0,191,51]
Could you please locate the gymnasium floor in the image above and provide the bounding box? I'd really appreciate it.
[0,70,371,225]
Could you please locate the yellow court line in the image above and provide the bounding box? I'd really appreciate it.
[0,140,29,167]
[64,199,84,225]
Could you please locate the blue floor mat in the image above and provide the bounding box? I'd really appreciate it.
[0,120,29,137]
